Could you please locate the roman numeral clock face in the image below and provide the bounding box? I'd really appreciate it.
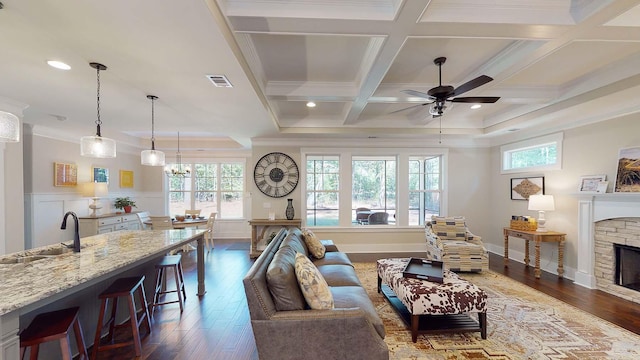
[253,152,299,198]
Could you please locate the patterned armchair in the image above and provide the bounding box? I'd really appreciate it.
[425,216,488,272]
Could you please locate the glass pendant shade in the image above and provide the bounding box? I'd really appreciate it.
[141,149,166,166]
[0,110,19,142]
[141,95,165,166]
[81,62,116,158]
[80,134,117,158]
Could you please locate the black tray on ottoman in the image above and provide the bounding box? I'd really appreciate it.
[402,258,443,283]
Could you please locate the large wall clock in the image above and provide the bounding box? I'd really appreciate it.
[253,152,299,198]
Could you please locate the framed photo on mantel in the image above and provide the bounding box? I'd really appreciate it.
[615,147,640,193]
[579,175,607,194]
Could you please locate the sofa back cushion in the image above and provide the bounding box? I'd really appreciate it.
[280,229,309,257]
[266,245,307,311]
[430,216,467,241]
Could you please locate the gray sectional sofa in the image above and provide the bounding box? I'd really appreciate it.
[243,227,389,360]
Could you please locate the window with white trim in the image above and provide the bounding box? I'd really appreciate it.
[501,133,563,173]
[168,162,244,218]
[409,155,441,225]
[306,155,339,226]
[352,156,396,224]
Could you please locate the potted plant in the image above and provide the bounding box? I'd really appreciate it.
[114,197,137,213]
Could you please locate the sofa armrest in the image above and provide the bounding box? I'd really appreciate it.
[466,231,483,246]
[321,239,339,252]
[252,308,388,360]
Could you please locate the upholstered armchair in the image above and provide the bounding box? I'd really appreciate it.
[425,216,488,272]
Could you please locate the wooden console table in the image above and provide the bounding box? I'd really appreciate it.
[503,227,565,279]
[249,219,302,258]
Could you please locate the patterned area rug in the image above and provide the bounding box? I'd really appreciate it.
[353,262,640,360]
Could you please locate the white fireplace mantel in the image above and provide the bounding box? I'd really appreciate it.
[576,193,640,289]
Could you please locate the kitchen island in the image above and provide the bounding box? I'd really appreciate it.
[0,229,206,360]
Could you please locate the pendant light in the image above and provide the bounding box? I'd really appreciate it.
[141,95,165,166]
[0,110,19,142]
[81,62,116,158]
[164,132,191,177]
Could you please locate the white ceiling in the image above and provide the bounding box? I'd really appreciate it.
[1,0,640,152]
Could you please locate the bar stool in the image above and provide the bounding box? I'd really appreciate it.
[92,276,151,359]
[19,306,88,360]
[152,254,186,315]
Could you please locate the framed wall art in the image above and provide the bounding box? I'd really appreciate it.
[511,176,544,200]
[119,170,134,188]
[54,162,78,187]
[92,167,109,183]
[578,174,606,193]
[615,147,640,193]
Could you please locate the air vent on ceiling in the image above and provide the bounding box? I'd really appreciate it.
[206,75,233,88]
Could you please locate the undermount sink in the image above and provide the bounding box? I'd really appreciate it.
[0,255,48,264]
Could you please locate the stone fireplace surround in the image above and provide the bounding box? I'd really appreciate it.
[577,193,640,304]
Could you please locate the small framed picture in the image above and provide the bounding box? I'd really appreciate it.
[596,181,609,193]
[54,162,77,187]
[579,175,607,193]
[511,176,544,200]
[92,167,109,183]
[119,170,134,188]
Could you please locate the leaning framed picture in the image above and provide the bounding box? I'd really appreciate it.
[54,162,77,187]
[578,174,606,193]
[119,170,134,188]
[511,176,544,200]
[615,147,640,192]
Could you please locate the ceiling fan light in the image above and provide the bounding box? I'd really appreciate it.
[306,101,316,108]
[0,110,20,142]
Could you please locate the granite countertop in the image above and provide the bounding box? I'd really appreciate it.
[0,229,205,315]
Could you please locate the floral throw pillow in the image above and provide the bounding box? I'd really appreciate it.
[301,228,326,259]
[294,252,334,309]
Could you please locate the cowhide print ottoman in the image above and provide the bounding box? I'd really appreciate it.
[376,258,487,342]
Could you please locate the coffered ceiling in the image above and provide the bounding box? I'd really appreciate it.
[1,0,640,151]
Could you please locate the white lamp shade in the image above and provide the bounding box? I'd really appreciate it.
[93,182,108,198]
[0,111,20,142]
[141,149,166,166]
[80,135,116,158]
[528,194,555,211]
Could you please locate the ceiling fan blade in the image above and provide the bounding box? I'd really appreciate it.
[451,75,493,97]
[401,89,436,100]
[451,96,500,103]
[389,103,429,114]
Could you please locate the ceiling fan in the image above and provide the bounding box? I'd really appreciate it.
[394,57,500,118]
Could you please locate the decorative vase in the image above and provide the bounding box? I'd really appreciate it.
[124,206,132,213]
[285,199,295,220]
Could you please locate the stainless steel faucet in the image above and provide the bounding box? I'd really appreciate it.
[60,211,81,252]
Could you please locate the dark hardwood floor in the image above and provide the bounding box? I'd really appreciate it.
[95,242,640,359]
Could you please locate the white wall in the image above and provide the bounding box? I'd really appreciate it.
[487,114,640,279]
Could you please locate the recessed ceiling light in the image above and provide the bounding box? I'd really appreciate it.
[47,60,71,70]
[306,101,316,108]
[470,104,482,109]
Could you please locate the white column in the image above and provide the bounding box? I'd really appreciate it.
[575,198,596,288]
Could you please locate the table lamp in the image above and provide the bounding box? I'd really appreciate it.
[528,194,555,232]
[86,182,108,217]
